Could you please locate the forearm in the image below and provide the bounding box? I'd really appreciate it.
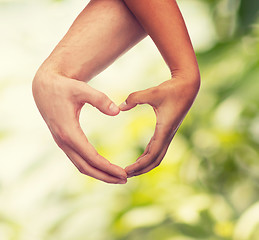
[123,0,200,82]
[38,0,146,82]
[119,1,201,177]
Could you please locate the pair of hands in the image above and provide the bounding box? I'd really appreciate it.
[32,71,199,184]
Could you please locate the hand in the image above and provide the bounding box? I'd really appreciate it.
[32,71,127,184]
[120,77,200,178]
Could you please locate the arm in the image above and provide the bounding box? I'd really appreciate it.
[120,0,200,177]
[32,0,146,184]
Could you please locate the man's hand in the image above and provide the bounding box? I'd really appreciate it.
[120,76,200,178]
[32,71,127,184]
[32,0,146,184]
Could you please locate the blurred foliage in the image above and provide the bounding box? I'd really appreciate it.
[1,0,259,239]
[104,0,259,239]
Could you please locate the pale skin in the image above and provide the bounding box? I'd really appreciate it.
[32,0,200,183]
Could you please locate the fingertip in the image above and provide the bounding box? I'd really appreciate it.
[109,102,120,115]
[118,172,127,180]
[119,101,136,111]
[118,178,127,184]
[113,164,127,180]
[119,101,127,111]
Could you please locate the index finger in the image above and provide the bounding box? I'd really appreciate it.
[56,119,127,180]
[125,120,172,177]
[63,144,127,184]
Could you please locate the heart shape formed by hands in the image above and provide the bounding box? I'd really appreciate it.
[33,74,198,185]
[84,101,155,177]
[87,77,197,181]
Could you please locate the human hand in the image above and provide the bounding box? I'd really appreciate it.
[120,77,200,178]
[32,71,127,184]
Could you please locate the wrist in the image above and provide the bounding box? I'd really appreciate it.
[32,64,58,97]
[32,60,73,100]
[171,67,200,92]
[33,61,60,86]
[37,53,92,82]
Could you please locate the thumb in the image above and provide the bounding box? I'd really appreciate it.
[119,89,152,111]
[77,83,120,116]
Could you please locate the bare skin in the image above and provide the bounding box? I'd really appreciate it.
[32,0,146,184]
[120,0,200,177]
[32,0,200,183]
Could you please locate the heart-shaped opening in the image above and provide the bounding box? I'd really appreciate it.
[80,104,156,168]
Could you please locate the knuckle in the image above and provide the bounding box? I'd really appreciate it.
[146,152,159,165]
[150,87,160,96]
[146,150,154,158]
[135,160,147,170]
[134,161,141,168]
[56,128,72,145]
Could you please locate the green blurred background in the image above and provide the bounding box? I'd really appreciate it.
[0,0,259,239]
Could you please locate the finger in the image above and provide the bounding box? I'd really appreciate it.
[63,145,127,184]
[119,88,155,111]
[128,142,170,177]
[75,82,120,116]
[137,136,154,160]
[125,120,171,177]
[55,120,127,180]
[125,138,164,177]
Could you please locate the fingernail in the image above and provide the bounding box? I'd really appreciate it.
[119,101,127,109]
[109,102,119,114]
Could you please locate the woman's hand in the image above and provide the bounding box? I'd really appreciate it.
[120,0,201,178]
[32,71,127,184]
[120,76,200,178]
